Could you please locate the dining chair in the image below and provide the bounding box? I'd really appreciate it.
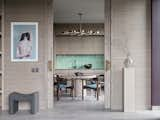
[54,75,74,101]
[82,76,101,101]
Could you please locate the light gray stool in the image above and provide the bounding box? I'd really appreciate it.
[9,92,39,114]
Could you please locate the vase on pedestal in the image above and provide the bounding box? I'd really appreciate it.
[124,53,134,68]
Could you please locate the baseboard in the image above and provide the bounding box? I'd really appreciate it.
[152,106,160,111]
[110,109,123,112]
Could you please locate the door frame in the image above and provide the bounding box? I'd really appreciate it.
[47,0,112,110]
[45,0,54,109]
[104,0,111,110]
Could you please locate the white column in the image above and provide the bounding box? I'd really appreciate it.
[123,67,135,112]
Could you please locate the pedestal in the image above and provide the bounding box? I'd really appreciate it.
[123,67,135,112]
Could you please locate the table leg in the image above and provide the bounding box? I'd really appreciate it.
[82,79,84,100]
[74,79,77,97]
[57,81,60,101]
[71,79,74,99]
[96,79,99,101]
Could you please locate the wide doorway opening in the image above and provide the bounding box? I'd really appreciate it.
[52,0,110,111]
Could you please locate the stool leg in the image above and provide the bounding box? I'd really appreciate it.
[31,100,36,114]
[14,101,19,113]
[9,99,14,114]
[30,94,39,114]
[9,98,18,114]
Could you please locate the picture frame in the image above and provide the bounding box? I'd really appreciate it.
[11,22,38,62]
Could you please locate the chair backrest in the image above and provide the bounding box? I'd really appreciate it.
[98,74,104,82]
[56,75,67,85]
[90,75,104,84]
[74,72,84,76]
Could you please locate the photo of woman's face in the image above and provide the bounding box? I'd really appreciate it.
[16,32,32,59]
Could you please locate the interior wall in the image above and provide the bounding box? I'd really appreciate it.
[56,37,104,54]
[55,24,104,54]
[3,0,151,111]
[4,0,52,110]
[111,0,151,110]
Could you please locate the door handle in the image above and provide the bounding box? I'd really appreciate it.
[106,60,111,71]
[48,60,52,72]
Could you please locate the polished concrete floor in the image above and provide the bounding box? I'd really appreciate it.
[1,96,160,120]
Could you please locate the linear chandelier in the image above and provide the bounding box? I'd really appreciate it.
[59,13,102,36]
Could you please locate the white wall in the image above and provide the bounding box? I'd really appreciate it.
[111,0,151,110]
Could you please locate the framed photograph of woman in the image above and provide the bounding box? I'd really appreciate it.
[11,22,38,62]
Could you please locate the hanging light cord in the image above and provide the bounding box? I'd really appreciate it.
[78,13,83,34]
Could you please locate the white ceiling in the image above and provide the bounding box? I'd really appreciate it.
[54,0,104,23]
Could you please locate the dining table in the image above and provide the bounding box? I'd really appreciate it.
[62,74,99,100]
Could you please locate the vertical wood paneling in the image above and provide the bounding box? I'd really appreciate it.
[4,0,51,110]
[111,0,151,110]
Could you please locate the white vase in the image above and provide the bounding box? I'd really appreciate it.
[124,54,134,68]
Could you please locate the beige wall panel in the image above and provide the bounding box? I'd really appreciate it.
[56,37,104,54]
[111,0,151,110]
[3,0,151,111]
[55,24,104,54]
[4,0,50,110]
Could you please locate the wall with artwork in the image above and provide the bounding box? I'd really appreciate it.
[2,0,151,112]
[11,22,38,62]
[3,0,53,110]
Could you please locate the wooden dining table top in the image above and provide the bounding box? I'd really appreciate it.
[59,74,97,80]
[73,75,97,79]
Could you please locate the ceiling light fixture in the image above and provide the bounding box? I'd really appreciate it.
[57,13,103,36]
